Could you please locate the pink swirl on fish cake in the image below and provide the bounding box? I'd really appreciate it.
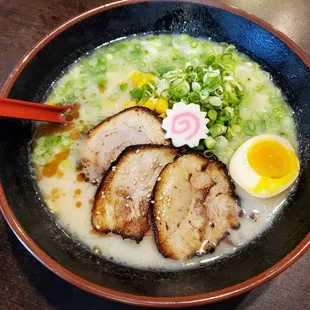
[171,112,200,141]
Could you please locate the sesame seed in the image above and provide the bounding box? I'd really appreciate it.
[125,203,130,207]
[150,165,154,169]
[96,211,101,215]
[91,178,99,185]
[157,177,161,181]
[95,225,101,229]
[146,193,151,198]
[112,166,116,171]
[133,180,137,185]
[156,216,160,220]
[151,200,155,204]
[158,163,163,167]
[93,246,102,254]
[140,178,144,181]
[136,149,140,153]
[125,196,131,199]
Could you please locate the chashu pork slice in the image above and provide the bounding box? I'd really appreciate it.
[92,145,178,242]
[153,153,240,260]
[83,107,170,177]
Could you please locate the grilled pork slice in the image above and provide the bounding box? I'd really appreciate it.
[82,107,170,177]
[153,153,240,260]
[92,145,178,242]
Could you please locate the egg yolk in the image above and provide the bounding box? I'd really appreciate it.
[247,139,299,195]
[248,140,293,179]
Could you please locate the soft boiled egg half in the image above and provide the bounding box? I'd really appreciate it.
[229,134,299,198]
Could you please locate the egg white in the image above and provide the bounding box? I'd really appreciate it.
[229,134,299,198]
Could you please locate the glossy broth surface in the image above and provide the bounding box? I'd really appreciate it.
[32,35,297,270]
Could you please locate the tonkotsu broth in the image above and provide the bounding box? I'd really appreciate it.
[32,34,297,270]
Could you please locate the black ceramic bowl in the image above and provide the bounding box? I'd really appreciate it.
[0,0,309,307]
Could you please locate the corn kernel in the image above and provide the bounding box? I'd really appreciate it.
[155,98,168,114]
[159,113,166,118]
[140,73,154,86]
[144,100,156,111]
[124,101,136,108]
[47,102,57,106]
[132,71,154,87]
[133,72,142,86]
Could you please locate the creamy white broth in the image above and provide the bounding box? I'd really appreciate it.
[32,34,297,270]
[40,169,290,270]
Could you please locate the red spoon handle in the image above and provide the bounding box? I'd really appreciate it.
[0,97,73,124]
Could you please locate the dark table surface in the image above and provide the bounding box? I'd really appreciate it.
[0,0,309,309]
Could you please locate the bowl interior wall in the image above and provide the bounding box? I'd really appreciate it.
[0,1,309,297]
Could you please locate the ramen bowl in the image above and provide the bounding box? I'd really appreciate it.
[0,0,309,307]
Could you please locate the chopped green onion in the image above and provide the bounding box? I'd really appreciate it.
[138,61,146,68]
[206,55,216,65]
[192,82,201,92]
[218,116,230,122]
[119,83,128,91]
[223,45,235,53]
[204,136,216,149]
[209,96,222,107]
[225,127,235,140]
[190,40,198,48]
[186,65,194,73]
[208,109,217,121]
[246,120,256,131]
[222,53,232,61]
[215,136,229,152]
[108,63,118,72]
[231,124,241,133]
[244,128,256,136]
[224,107,234,119]
[130,87,143,100]
[203,149,215,158]
[209,124,227,137]
[35,157,47,166]
[200,88,209,100]
[187,92,200,103]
